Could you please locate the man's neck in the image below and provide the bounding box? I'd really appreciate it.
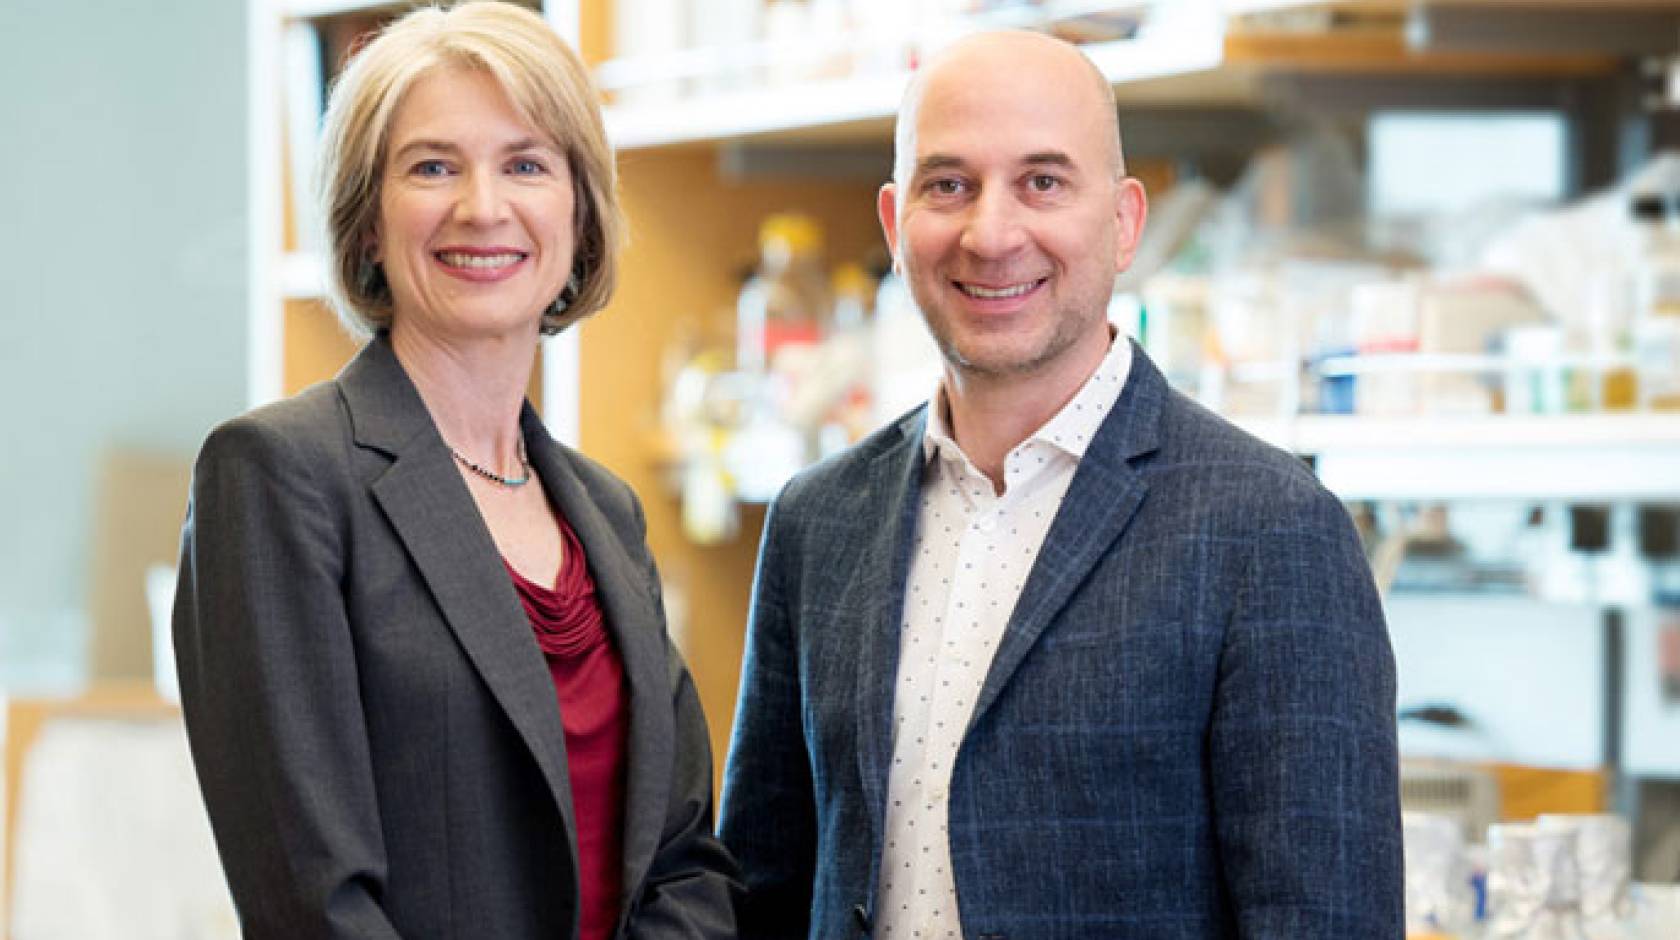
[942,329,1114,494]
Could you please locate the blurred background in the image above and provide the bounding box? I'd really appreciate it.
[4,0,1680,937]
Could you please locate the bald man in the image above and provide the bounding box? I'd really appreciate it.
[720,31,1403,940]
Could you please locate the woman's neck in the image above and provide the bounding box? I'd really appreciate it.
[389,320,538,471]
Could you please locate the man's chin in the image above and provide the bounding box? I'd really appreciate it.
[942,341,1051,379]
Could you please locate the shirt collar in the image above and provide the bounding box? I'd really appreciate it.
[921,331,1133,465]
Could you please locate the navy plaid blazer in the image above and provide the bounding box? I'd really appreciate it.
[720,343,1403,939]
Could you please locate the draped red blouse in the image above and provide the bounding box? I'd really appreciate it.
[505,513,628,940]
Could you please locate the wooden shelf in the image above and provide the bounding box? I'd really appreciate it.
[1223,30,1619,76]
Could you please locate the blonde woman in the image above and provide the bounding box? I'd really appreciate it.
[173,5,739,938]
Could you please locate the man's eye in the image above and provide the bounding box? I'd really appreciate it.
[927,178,964,196]
[1027,174,1061,192]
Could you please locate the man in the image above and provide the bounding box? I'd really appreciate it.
[720,30,1403,940]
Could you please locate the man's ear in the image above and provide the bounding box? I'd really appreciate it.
[877,182,901,272]
[1112,177,1148,273]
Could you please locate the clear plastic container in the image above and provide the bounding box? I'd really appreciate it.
[815,263,876,453]
[1631,193,1680,410]
[1485,821,1589,940]
[1536,814,1634,940]
[736,212,832,375]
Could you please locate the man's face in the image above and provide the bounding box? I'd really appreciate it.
[879,42,1145,386]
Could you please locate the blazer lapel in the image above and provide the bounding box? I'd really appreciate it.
[853,410,930,847]
[968,342,1167,731]
[517,407,672,909]
[337,337,578,844]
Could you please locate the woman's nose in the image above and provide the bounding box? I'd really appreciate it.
[453,170,509,224]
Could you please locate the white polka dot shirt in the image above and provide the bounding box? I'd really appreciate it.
[873,337,1132,939]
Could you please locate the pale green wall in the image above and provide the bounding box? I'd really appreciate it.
[0,0,247,687]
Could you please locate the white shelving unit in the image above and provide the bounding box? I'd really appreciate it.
[604,70,909,151]
[597,0,1629,151]
[601,2,1231,150]
[1237,414,1680,500]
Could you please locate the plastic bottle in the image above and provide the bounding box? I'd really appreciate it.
[1632,192,1680,410]
[777,264,875,445]
[736,213,832,375]
[830,261,870,333]
[815,263,876,454]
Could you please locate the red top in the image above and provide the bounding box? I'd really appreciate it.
[505,514,628,940]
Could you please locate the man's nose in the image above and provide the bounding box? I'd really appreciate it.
[958,188,1027,258]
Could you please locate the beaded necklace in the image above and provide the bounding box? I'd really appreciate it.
[450,439,532,487]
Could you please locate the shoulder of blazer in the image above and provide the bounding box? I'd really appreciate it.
[1077,343,1319,498]
[772,402,927,520]
[196,379,349,472]
[1151,385,1324,494]
[1130,383,1343,546]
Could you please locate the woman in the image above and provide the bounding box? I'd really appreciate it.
[172,4,738,938]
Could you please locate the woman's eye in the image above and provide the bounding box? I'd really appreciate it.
[412,159,450,178]
[511,158,546,175]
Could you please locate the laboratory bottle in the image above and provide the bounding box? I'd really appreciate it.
[736,213,832,375]
[818,262,876,452]
[1632,192,1680,410]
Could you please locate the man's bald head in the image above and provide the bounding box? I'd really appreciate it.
[892,30,1124,188]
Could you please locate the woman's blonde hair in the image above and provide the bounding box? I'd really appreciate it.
[317,1,622,336]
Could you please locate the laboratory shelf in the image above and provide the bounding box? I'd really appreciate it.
[601,11,1226,150]
[1236,414,1680,501]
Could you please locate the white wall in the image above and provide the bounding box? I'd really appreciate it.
[1390,593,1605,770]
[1391,592,1680,777]
[0,0,247,688]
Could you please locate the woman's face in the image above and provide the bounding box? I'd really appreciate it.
[374,65,576,343]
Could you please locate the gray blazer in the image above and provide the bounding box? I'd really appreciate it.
[174,334,739,939]
[720,343,1403,939]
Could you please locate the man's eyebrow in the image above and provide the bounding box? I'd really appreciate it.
[1022,151,1075,168]
[914,154,966,176]
[913,152,1078,176]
